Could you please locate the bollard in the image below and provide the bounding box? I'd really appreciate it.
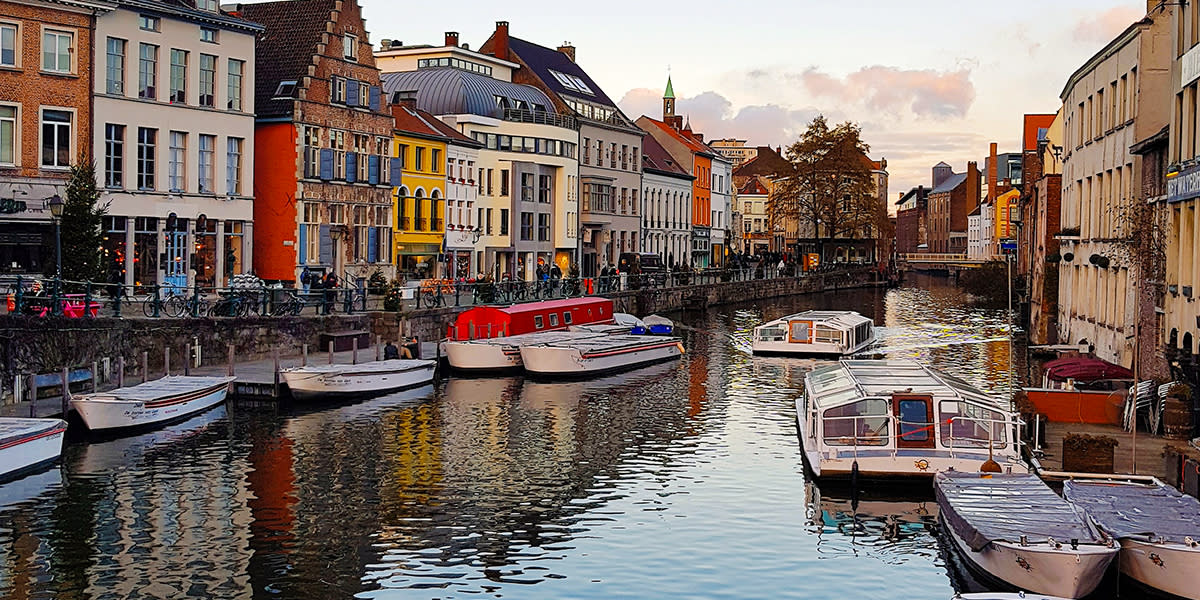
[60,367,70,417]
[91,361,98,392]
[142,351,149,383]
[28,373,36,417]
[227,344,235,377]
[328,341,334,365]
[164,346,171,377]
[273,350,281,399]
[302,344,309,367]
[376,335,382,361]
[117,356,125,388]
[352,337,358,365]
[184,344,191,376]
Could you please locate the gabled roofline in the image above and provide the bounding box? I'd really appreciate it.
[126,0,264,33]
[374,45,520,69]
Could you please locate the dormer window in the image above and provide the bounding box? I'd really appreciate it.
[343,34,357,61]
[273,80,297,99]
[196,0,217,11]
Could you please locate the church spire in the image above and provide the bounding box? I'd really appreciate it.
[663,75,676,120]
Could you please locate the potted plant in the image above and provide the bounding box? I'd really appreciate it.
[1062,433,1119,473]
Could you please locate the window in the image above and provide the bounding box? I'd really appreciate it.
[343,34,357,61]
[549,313,559,327]
[353,205,368,261]
[169,49,187,103]
[331,77,345,103]
[273,80,296,99]
[105,38,125,94]
[500,169,509,196]
[139,15,160,32]
[302,126,320,178]
[200,27,218,44]
[822,398,889,447]
[0,105,14,165]
[414,146,424,172]
[40,109,71,168]
[534,315,544,329]
[430,148,441,173]
[358,81,368,107]
[520,212,533,241]
[227,59,243,110]
[226,137,242,195]
[197,0,218,10]
[353,133,369,181]
[500,208,509,235]
[521,173,534,202]
[330,130,345,179]
[485,207,492,234]
[537,214,550,242]
[938,401,1008,448]
[302,202,320,264]
[137,127,156,190]
[563,312,573,325]
[0,23,16,67]
[104,124,124,188]
[138,43,157,99]
[538,174,551,203]
[199,54,215,107]
[168,131,185,191]
[42,29,72,74]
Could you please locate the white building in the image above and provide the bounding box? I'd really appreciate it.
[710,153,733,264]
[967,201,994,260]
[640,134,693,265]
[94,2,261,291]
[442,137,482,278]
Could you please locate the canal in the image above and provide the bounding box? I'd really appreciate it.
[1,275,1118,599]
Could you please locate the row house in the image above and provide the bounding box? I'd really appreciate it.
[0,0,115,276]
[737,177,770,256]
[1057,8,1165,369]
[378,35,579,282]
[480,22,641,277]
[1026,112,1064,347]
[895,185,929,255]
[1016,112,1057,279]
[388,96,481,279]
[925,161,980,254]
[732,146,791,256]
[640,133,692,266]
[709,138,755,168]
[97,1,262,291]
[237,0,396,285]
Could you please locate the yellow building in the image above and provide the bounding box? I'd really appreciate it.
[994,189,1020,241]
[392,103,452,279]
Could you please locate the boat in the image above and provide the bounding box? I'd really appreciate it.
[281,359,436,400]
[446,297,614,341]
[0,418,67,481]
[953,593,1074,600]
[1064,478,1200,599]
[614,312,648,334]
[752,310,875,356]
[71,376,235,432]
[519,334,684,377]
[643,314,674,335]
[444,330,603,373]
[799,360,1028,478]
[935,471,1118,599]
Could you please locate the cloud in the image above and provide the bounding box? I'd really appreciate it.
[617,88,826,147]
[1072,6,1143,44]
[794,66,976,119]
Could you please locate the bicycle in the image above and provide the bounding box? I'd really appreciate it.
[271,290,305,316]
[208,291,258,317]
[561,277,582,297]
[142,287,190,318]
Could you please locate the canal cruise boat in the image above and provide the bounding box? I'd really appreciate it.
[443,298,615,373]
[798,360,1027,479]
[752,310,875,356]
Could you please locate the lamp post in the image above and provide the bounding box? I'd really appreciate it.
[48,194,64,279]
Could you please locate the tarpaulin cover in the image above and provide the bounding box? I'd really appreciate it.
[1042,357,1133,383]
[935,471,1103,552]
[1064,480,1200,544]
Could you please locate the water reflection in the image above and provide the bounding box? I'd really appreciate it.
[805,481,940,565]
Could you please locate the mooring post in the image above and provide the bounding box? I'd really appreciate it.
[13,374,21,406]
[60,367,70,417]
[117,355,125,388]
[328,341,334,365]
[164,346,171,377]
[183,344,191,376]
[227,344,235,377]
[273,350,281,399]
[302,344,309,367]
[28,373,36,418]
[142,351,149,383]
[352,337,358,365]
[376,335,382,361]
[91,361,98,392]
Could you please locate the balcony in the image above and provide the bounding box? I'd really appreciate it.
[399,217,411,230]
[497,108,578,130]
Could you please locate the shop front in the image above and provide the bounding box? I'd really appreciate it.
[396,242,441,280]
[444,227,478,279]
[691,226,710,268]
[0,190,57,276]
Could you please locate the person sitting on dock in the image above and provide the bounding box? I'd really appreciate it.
[383,341,400,360]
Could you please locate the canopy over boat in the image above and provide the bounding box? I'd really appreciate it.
[1042,357,1133,383]
[807,359,1002,410]
[283,359,433,375]
[935,472,1104,552]
[1064,480,1200,544]
[94,376,234,402]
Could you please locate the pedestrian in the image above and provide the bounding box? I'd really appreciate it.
[383,340,400,360]
[300,266,312,294]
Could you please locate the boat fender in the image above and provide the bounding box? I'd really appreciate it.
[676,342,685,354]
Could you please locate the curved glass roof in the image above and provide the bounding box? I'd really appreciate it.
[381,68,556,118]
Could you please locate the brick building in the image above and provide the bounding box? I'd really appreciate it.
[0,0,115,275]
[235,0,396,285]
[895,185,928,255]
[926,161,980,254]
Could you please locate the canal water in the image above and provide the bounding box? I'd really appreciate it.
[0,275,1119,599]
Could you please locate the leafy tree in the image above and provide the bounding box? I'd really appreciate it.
[769,116,880,259]
[58,162,109,283]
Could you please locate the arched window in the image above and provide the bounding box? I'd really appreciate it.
[414,189,425,231]
[431,189,443,230]
[397,186,409,230]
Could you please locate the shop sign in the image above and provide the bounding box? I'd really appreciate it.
[1167,163,1200,203]
[0,198,28,214]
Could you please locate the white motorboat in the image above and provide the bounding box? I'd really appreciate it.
[953,593,1074,600]
[0,418,67,481]
[71,376,235,432]
[752,310,874,356]
[281,359,435,400]
[519,335,684,377]
[1064,478,1200,599]
[799,360,1027,478]
[444,331,603,373]
[935,472,1118,599]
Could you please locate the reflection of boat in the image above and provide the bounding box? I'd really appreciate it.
[281,359,435,400]
[799,360,1027,478]
[519,360,680,405]
[1064,478,1200,600]
[752,310,875,356]
[444,331,602,373]
[71,404,229,474]
[953,593,1073,600]
[71,376,234,432]
[805,479,939,557]
[520,335,684,377]
[0,418,67,482]
[935,471,1117,599]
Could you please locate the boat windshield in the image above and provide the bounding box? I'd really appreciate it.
[815,326,841,345]
[939,401,1008,448]
[757,326,786,342]
[822,398,889,446]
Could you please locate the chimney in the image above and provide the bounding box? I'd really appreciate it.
[967,161,982,213]
[987,142,998,205]
[493,21,510,60]
[445,32,459,47]
[557,43,576,62]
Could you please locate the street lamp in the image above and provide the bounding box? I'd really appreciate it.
[47,194,64,279]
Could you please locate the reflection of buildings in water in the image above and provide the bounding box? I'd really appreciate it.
[0,467,64,597]
[805,480,939,564]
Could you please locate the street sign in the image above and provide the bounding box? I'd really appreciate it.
[1000,239,1017,251]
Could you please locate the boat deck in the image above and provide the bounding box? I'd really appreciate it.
[537,334,681,356]
[0,418,64,447]
[1036,421,1200,479]
[281,359,433,374]
[1064,479,1200,543]
[89,376,235,402]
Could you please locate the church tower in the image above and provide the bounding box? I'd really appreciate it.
[663,75,676,119]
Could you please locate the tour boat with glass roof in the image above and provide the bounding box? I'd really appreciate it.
[798,360,1027,478]
[752,310,875,356]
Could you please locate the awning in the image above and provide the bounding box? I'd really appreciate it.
[1043,357,1133,383]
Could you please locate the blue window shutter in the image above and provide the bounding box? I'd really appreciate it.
[319,149,334,180]
[368,155,380,184]
[346,80,359,107]
[367,227,378,262]
[318,224,332,265]
[298,224,307,263]
[369,86,381,112]
[346,152,357,183]
[390,157,402,184]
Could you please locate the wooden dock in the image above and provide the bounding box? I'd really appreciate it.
[1035,421,1200,479]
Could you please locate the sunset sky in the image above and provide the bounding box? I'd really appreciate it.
[352,0,1146,200]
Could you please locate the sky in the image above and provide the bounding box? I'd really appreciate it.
[348,0,1145,199]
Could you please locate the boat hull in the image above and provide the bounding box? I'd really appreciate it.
[72,383,230,432]
[0,420,66,482]
[943,515,1117,599]
[752,338,874,357]
[1118,538,1200,600]
[444,341,522,372]
[283,363,436,400]
[520,340,683,377]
